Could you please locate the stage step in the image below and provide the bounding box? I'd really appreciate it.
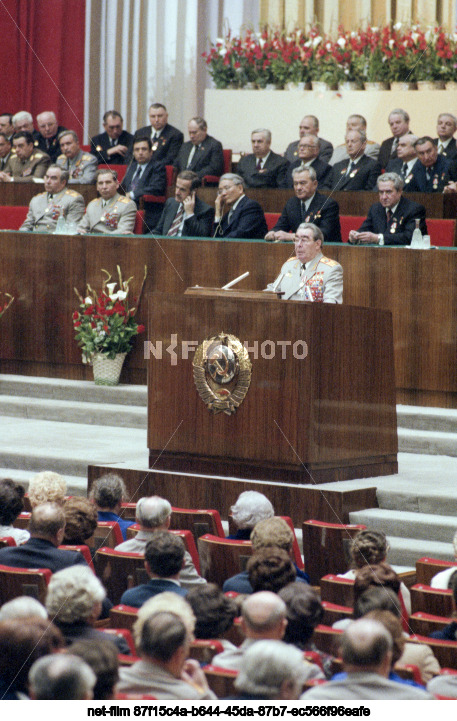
[0,374,147,406]
[384,536,455,567]
[397,404,457,434]
[349,507,457,545]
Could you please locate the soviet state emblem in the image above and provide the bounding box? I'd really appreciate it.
[193,333,252,415]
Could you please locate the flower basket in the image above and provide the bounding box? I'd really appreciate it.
[417,80,446,90]
[390,81,417,90]
[364,81,389,90]
[92,352,127,386]
[339,81,364,90]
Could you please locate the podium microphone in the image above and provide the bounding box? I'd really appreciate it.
[221,272,249,290]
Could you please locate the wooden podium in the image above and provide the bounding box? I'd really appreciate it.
[147,289,398,484]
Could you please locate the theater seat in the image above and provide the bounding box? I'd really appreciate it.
[426,218,456,247]
[97,164,128,182]
[0,564,52,604]
[134,210,145,234]
[197,534,253,585]
[264,212,280,231]
[0,537,16,549]
[202,149,232,185]
[0,206,28,230]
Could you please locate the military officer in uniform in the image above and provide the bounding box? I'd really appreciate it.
[19,165,85,232]
[0,131,50,182]
[56,130,98,184]
[77,169,137,234]
[266,223,343,304]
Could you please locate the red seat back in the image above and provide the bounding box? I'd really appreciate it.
[97,164,128,182]
[0,564,52,604]
[0,206,29,230]
[265,212,280,231]
[426,218,456,247]
[0,536,16,548]
[134,210,145,234]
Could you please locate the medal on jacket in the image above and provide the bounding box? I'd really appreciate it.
[71,158,83,178]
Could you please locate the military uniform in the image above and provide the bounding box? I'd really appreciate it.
[266,252,343,304]
[77,192,137,234]
[4,149,50,181]
[20,188,85,232]
[56,150,98,184]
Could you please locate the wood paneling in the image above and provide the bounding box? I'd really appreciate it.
[0,183,98,206]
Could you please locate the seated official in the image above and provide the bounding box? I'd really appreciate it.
[0,133,13,170]
[135,103,184,166]
[35,111,67,163]
[266,222,343,304]
[323,129,380,192]
[20,165,85,232]
[174,116,224,180]
[286,134,331,189]
[285,115,333,164]
[152,170,214,237]
[434,112,457,160]
[406,136,450,192]
[0,113,14,142]
[385,134,418,186]
[213,173,267,239]
[121,135,166,229]
[349,172,427,246]
[90,110,133,165]
[265,166,341,243]
[330,114,380,165]
[378,108,412,170]
[56,130,98,184]
[77,169,137,235]
[236,128,289,189]
[0,131,50,182]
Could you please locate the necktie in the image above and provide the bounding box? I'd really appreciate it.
[345,161,353,177]
[301,201,306,220]
[131,165,142,191]
[167,204,184,236]
[256,158,262,171]
[187,145,198,168]
[438,142,444,155]
[391,138,399,156]
[402,163,408,178]
[386,209,392,224]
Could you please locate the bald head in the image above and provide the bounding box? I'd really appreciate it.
[242,592,287,639]
[340,618,392,675]
[29,502,66,544]
[136,495,172,529]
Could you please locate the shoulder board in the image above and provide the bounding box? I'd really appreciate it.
[36,191,46,197]
[57,154,66,160]
[32,151,45,158]
[82,154,93,160]
[65,189,80,197]
[118,197,132,204]
[320,257,338,267]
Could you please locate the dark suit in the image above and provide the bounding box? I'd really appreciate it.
[378,133,414,170]
[406,155,450,192]
[174,135,224,179]
[90,130,134,164]
[122,158,167,201]
[213,195,267,239]
[0,537,87,572]
[272,192,342,243]
[236,151,289,188]
[135,123,184,166]
[286,158,331,189]
[324,155,381,191]
[385,158,418,188]
[121,579,188,607]
[433,137,457,160]
[357,195,427,245]
[35,126,67,163]
[285,137,333,164]
[153,196,215,237]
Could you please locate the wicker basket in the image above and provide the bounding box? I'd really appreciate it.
[92,353,127,386]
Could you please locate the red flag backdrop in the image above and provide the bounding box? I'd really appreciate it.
[0,0,85,139]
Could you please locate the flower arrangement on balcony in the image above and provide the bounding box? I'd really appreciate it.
[0,292,14,319]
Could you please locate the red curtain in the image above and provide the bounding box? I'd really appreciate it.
[0,0,86,139]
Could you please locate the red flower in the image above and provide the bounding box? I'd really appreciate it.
[72,311,79,320]
[74,321,81,327]
[137,324,145,334]
[103,324,109,333]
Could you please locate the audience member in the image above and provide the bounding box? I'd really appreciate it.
[90,472,134,540]
[329,114,380,165]
[70,638,119,700]
[236,128,288,188]
[36,111,67,162]
[286,134,331,188]
[364,610,424,688]
[213,172,267,239]
[174,116,224,179]
[0,502,87,572]
[348,172,427,246]
[434,112,457,160]
[429,572,457,641]
[378,108,411,169]
[385,133,418,183]
[121,135,167,228]
[91,110,133,164]
[19,165,85,232]
[12,110,37,136]
[284,115,333,164]
[186,583,238,648]
[264,167,341,243]
[234,640,309,700]
[78,169,137,235]
[28,470,67,507]
[0,130,50,182]
[265,222,343,303]
[324,129,380,191]
[228,490,274,540]
[0,477,30,544]
[56,130,98,183]
[63,495,98,545]
[0,133,12,170]
[406,136,450,192]
[135,102,184,165]
[302,618,432,700]
[0,113,14,140]
[247,547,297,593]
[0,617,64,699]
[152,170,214,237]
[0,595,47,622]
[115,495,206,588]
[28,653,96,700]
[120,531,187,607]
[353,562,409,624]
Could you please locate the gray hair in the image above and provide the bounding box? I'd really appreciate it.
[48,164,69,184]
[252,128,271,143]
[297,222,324,244]
[399,133,417,146]
[0,596,47,622]
[389,108,409,123]
[231,490,274,530]
[299,134,320,148]
[347,114,367,129]
[58,129,79,143]
[235,640,307,698]
[37,111,57,124]
[340,618,392,667]
[45,565,106,623]
[438,112,457,129]
[292,165,317,181]
[189,116,207,130]
[346,129,367,143]
[96,168,118,181]
[29,654,96,700]
[90,472,127,508]
[219,172,244,188]
[136,495,172,529]
[28,470,67,508]
[140,611,187,661]
[12,111,33,126]
[302,115,319,130]
[377,172,404,191]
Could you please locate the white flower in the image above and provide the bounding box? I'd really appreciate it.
[115,291,127,301]
[304,40,311,47]
[371,27,378,32]
[388,39,395,48]
[312,36,322,48]
[325,42,332,51]
[411,32,419,44]
[84,296,92,305]
[394,22,402,31]
[337,37,346,48]
[106,282,117,295]
[351,31,357,38]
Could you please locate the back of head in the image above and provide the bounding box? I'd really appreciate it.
[139,611,187,662]
[235,639,306,699]
[251,517,293,553]
[242,591,286,635]
[353,586,402,620]
[28,471,67,508]
[340,618,392,670]
[279,583,324,647]
[186,583,238,639]
[134,592,195,649]
[90,473,126,509]
[0,595,47,622]
[364,610,405,665]
[63,496,98,544]
[70,638,119,700]
[350,530,387,569]
[247,547,296,593]
[45,565,106,624]
[29,653,96,700]
[29,502,65,540]
[0,478,25,525]
[230,491,274,530]
[136,495,172,529]
[145,530,185,577]
[353,562,400,605]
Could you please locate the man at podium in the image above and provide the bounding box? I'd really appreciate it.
[266,223,343,303]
